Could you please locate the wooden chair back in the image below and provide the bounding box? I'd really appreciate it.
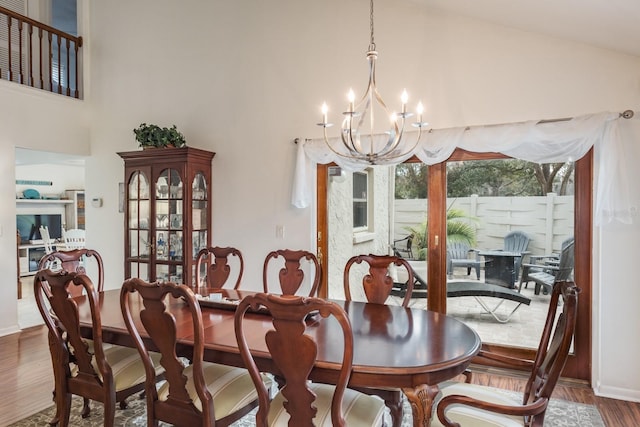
[523,281,579,415]
[38,248,104,297]
[234,293,355,426]
[344,254,415,307]
[34,269,139,425]
[120,279,215,426]
[195,246,244,290]
[262,249,321,296]
[436,281,579,426]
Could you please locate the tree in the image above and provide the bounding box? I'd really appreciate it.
[532,162,574,195]
[395,163,427,199]
[446,159,574,197]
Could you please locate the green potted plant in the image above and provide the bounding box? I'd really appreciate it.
[133,123,186,149]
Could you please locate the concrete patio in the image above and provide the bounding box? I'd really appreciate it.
[395,261,556,350]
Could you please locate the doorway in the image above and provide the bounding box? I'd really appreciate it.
[15,147,86,329]
[318,149,592,382]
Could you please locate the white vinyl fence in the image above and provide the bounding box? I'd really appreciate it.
[394,193,574,256]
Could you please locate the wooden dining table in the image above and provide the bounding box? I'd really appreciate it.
[77,288,481,426]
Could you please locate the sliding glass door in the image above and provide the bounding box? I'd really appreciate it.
[318,149,592,381]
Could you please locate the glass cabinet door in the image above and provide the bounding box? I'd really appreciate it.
[191,172,208,280]
[127,171,150,280]
[155,168,183,283]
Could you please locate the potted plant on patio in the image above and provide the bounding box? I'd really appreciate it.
[405,208,478,260]
[133,123,186,149]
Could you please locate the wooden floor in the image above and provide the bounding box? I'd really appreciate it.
[0,325,638,426]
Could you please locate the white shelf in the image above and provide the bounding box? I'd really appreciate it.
[16,199,73,205]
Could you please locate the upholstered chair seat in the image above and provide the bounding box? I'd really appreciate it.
[267,382,385,426]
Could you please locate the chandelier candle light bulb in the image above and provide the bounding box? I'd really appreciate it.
[401,89,408,114]
[348,89,355,112]
[316,0,429,165]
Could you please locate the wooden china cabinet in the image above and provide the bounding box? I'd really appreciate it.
[118,147,215,287]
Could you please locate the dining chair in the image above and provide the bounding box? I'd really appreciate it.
[63,228,86,250]
[39,225,54,254]
[343,253,415,427]
[344,253,415,308]
[38,225,57,269]
[262,249,321,296]
[34,269,163,427]
[38,248,104,297]
[435,280,579,427]
[37,248,107,423]
[121,278,268,427]
[234,292,386,426]
[195,246,244,290]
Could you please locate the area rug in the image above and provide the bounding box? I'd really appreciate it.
[9,389,605,426]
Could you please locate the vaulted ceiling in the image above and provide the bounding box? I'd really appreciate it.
[414,0,640,57]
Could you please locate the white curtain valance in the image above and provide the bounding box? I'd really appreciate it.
[292,111,634,225]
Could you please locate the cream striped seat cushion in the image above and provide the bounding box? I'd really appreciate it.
[157,362,273,421]
[87,345,165,392]
[431,381,525,427]
[267,382,385,426]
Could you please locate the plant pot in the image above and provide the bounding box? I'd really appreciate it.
[142,144,177,150]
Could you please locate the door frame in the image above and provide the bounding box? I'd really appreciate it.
[316,149,592,382]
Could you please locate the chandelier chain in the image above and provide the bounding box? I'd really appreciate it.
[369,0,375,51]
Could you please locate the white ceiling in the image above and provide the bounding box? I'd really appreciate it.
[413,0,640,57]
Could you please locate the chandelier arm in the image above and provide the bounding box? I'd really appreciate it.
[344,111,367,155]
[370,82,404,156]
[324,126,358,158]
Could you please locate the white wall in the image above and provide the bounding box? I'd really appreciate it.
[593,119,640,401]
[0,0,639,401]
[0,81,90,336]
[328,167,393,300]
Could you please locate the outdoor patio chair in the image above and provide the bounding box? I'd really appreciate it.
[435,281,579,427]
[392,234,414,259]
[519,238,575,295]
[525,236,574,271]
[498,230,531,276]
[447,242,481,280]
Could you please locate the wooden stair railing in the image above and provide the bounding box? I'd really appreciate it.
[0,5,83,98]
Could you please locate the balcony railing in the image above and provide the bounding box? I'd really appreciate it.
[0,5,82,98]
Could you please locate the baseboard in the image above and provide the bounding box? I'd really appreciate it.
[0,324,21,338]
[469,364,592,389]
[594,383,640,403]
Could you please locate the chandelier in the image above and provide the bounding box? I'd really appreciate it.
[317,0,428,165]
